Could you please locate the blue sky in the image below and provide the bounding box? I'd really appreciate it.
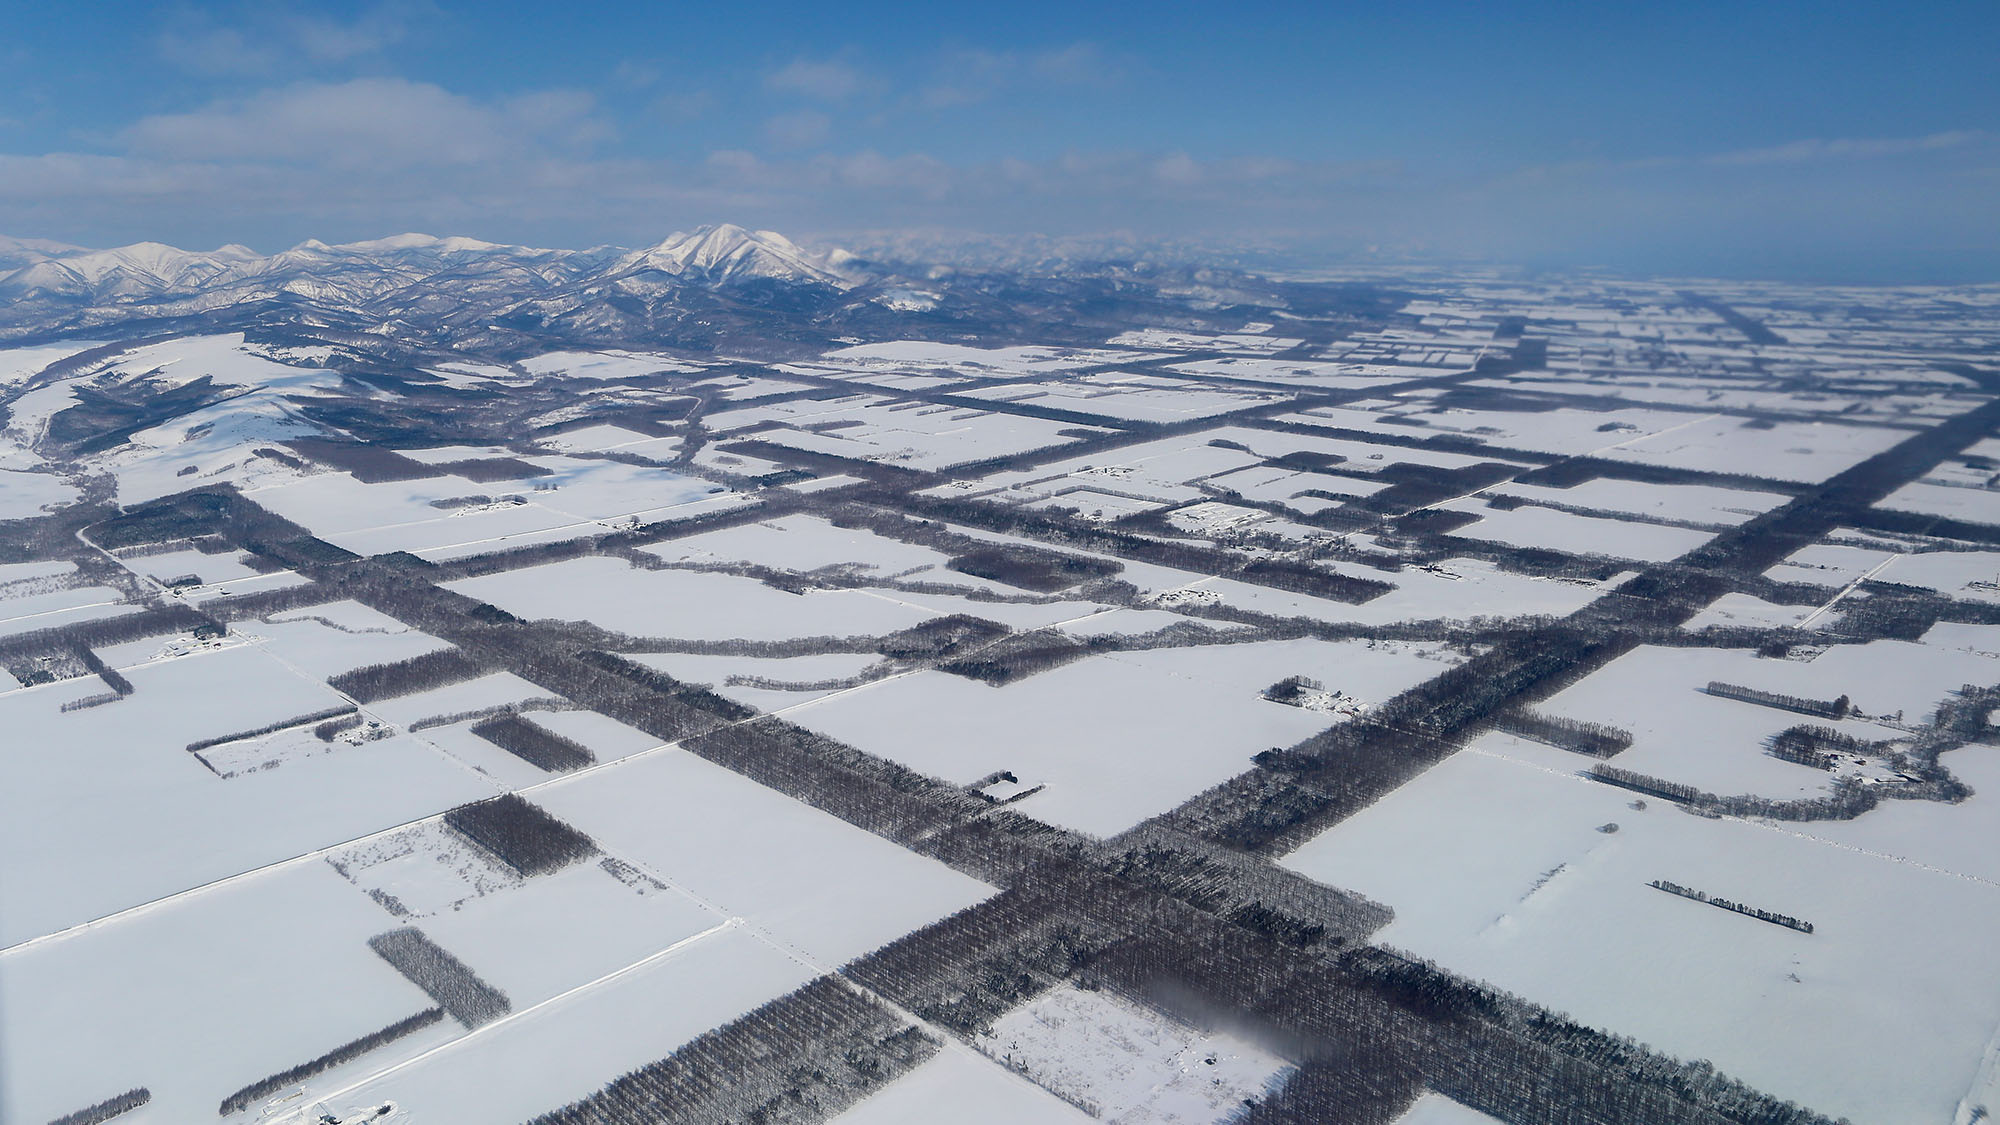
[1,0,1994,279]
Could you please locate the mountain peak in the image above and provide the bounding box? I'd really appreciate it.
[617,224,851,287]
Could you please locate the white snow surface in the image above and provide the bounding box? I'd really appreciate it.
[1280,745,2000,1125]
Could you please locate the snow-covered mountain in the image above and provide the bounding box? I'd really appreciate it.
[607,224,851,288]
[0,241,266,299]
[0,223,1299,355]
[0,224,882,350]
[0,233,87,271]
[0,224,858,306]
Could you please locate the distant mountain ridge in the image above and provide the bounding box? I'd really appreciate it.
[0,224,859,303]
[0,222,1367,355]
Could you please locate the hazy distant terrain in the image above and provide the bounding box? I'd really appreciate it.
[4,227,1999,1125]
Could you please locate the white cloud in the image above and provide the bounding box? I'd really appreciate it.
[765,59,870,101]
[156,25,281,77]
[649,90,715,122]
[612,60,661,90]
[155,2,428,76]
[1705,130,1987,166]
[1,79,1989,279]
[919,42,1114,109]
[290,3,423,63]
[764,110,832,150]
[121,79,604,169]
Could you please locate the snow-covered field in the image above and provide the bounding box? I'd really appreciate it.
[715,397,1113,472]
[448,556,939,642]
[536,750,995,967]
[520,349,708,381]
[832,1046,1095,1125]
[979,985,1292,1122]
[1597,415,1909,483]
[1523,642,1989,798]
[236,601,452,681]
[0,860,459,1124]
[248,456,738,559]
[1490,477,1789,525]
[788,639,1458,837]
[960,371,1279,423]
[329,925,817,1123]
[1280,743,2000,1124]
[9,278,2000,1125]
[1439,499,1716,563]
[0,644,491,945]
[0,466,79,514]
[1879,479,2000,521]
[648,513,955,579]
[1394,1093,1503,1124]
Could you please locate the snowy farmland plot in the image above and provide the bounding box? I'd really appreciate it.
[647,513,955,580]
[785,638,1462,837]
[1596,415,1911,482]
[0,644,491,945]
[0,860,466,1124]
[329,924,820,1124]
[714,398,1114,472]
[1279,745,2000,1124]
[7,253,2000,1125]
[447,556,940,642]
[831,1046,1095,1125]
[234,601,453,681]
[1438,499,1716,564]
[535,750,995,967]
[978,985,1292,1121]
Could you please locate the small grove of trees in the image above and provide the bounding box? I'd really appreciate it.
[76,644,133,697]
[1262,675,1326,707]
[328,648,485,703]
[938,629,1102,686]
[469,713,595,772]
[684,716,986,846]
[47,1088,151,1125]
[1237,559,1393,605]
[848,889,1107,1036]
[1767,724,1872,770]
[443,794,598,877]
[876,614,1010,661]
[1491,707,1633,758]
[367,928,511,1028]
[86,491,230,550]
[946,545,1123,593]
[285,439,550,486]
[315,713,366,741]
[58,689,125,713]
[1590,763,1881,822]
[1102,826,1392,952]
[1705,680,1851,719]
[575,650,756,723]
[217,1008,444,1115]
[1588,765,1702,804]
[1648,879,1814,934]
